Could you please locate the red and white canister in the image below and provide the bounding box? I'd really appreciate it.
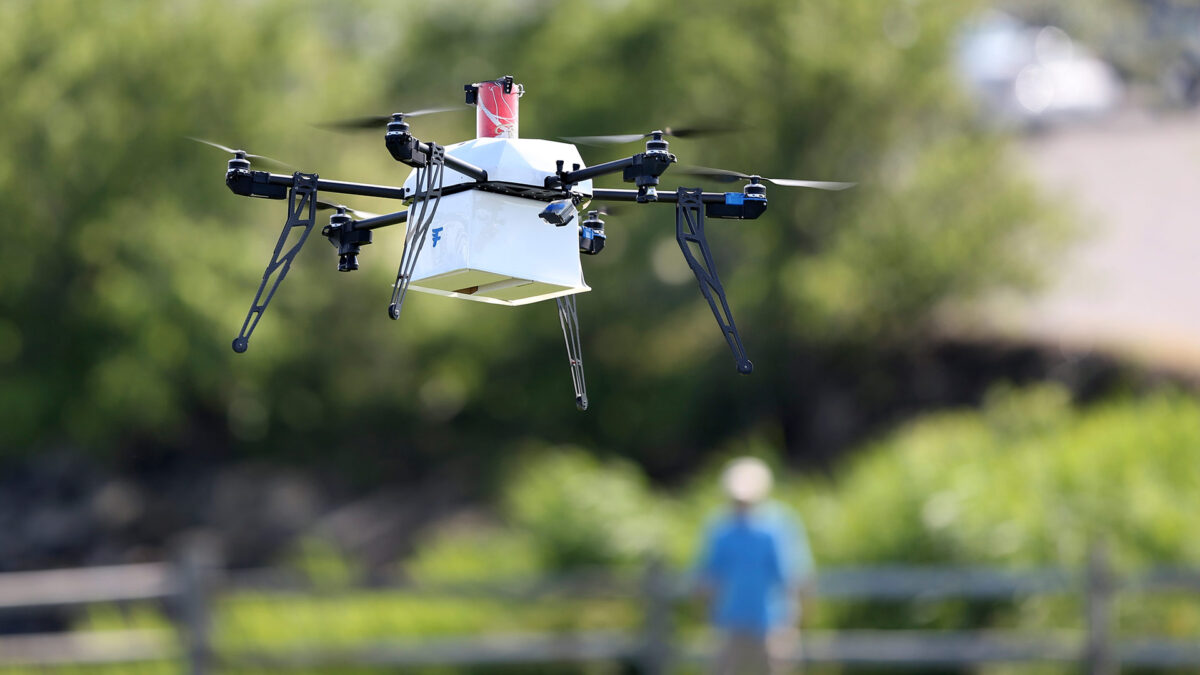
[474,78,523,139]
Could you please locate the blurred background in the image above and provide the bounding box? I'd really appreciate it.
[1,0,1199,672]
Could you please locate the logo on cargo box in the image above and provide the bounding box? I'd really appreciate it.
[432,227,443,247]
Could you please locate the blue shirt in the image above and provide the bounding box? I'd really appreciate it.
[696,502,814,635]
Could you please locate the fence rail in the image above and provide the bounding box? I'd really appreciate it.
[0,563,175,610]
[0,629,173,667]
[0,543,1197,673]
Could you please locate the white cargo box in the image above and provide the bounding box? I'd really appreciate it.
[402,138,593,306]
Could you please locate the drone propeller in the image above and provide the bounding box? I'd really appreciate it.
[314,200,381,220]
[316,106,465,131]
[595,205,619,216]
[675,165,856,191]
[561,124,738,146]
[187,137,295,170]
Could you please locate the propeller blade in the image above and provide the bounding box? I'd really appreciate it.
[562,123,739,146]
[405,105,464,117]
[560,133,649,145]
[764,177,857,190]
[316,106,465,131]
[317,115,393,130]
[582,204,619,217]
[673,166,750,183]
[662,124,739,139]
[243,153,295,171]
[676,165,856,191]
[187,136,238,154]
[187,137,294,170]
[315,200,381,220]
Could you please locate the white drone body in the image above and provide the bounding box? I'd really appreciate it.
[400,138,593,306]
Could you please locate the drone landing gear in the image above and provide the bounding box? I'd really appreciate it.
[232,172,319,353]
[676,187,753,374]
[388,144,446,321]
[555,293,588,411]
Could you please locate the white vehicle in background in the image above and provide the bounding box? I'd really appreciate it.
[957,11,1124,128]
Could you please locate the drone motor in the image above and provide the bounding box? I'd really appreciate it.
[322,209,374,272]
[579,210,606,256]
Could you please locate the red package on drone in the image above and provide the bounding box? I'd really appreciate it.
[474,78,522,138]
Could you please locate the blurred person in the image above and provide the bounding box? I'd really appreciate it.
[695,457,815,675]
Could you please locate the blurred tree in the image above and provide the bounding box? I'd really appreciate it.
[0,0,1062,478]
[503,448,666,570]
[787,385,1200,637]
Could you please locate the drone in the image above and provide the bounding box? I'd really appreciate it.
[197,76,854,411]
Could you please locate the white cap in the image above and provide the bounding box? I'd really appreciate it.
[721,457,773,503]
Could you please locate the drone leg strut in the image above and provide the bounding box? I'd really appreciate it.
[232,172,319,353]
[675,187,753,374]
[388,144,446,321]
[555,293,588,411]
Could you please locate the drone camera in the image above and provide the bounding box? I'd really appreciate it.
[539,198,577,227]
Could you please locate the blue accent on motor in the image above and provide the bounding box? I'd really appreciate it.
[579,226,606,255]
[707,192,767,219]
[431,227,443,247]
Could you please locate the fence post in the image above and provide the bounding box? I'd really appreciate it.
[1085,541,1116,675]
[639,558,673,675]
[175,532,221,675]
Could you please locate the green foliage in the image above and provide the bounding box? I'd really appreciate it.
[503,449,667,570]
[22,389,1200,673]
[0,0,1061,471]
[214,591,636,650]
[405,520,541,583]
[796,385,1200,569]
[770,385,1200,639]
[285,536,361,590]
[399,386,1200,638]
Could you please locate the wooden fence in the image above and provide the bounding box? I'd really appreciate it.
[1,542,1199,673]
